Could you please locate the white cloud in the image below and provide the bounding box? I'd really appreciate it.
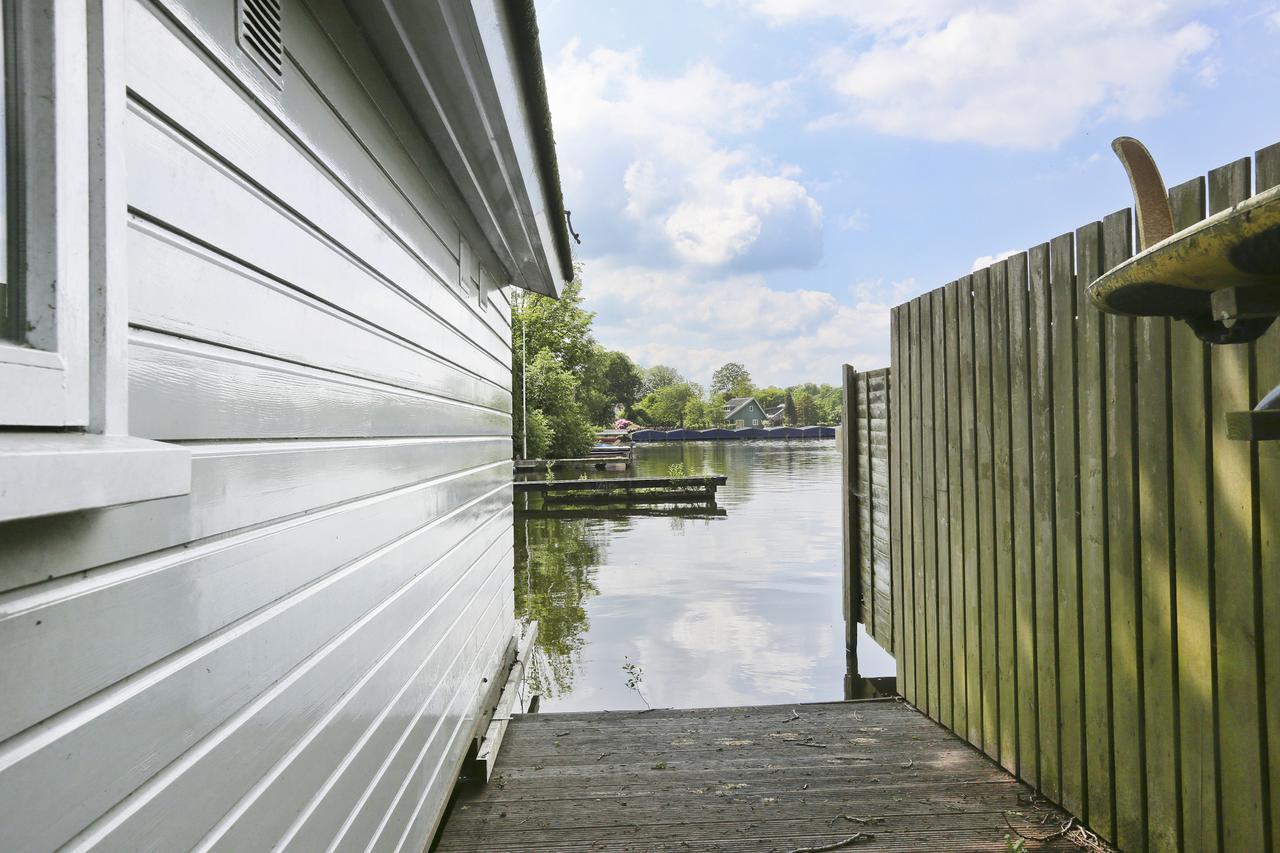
[580,260,901,386]
[546,41,823,270]
[730,1,1216,148]
[971,249,1018,271]
[837,209,869,231]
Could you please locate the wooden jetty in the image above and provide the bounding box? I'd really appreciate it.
[434,699,1089,851]
[515,454,632,474]
[515,475,727,506]
[516,505,728,521]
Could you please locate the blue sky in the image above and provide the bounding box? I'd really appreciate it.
[535,0,1280,388]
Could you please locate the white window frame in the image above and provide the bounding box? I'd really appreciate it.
[0,0,190,522]
[0,0,91,426]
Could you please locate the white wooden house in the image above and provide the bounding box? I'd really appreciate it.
[0,0,570,849]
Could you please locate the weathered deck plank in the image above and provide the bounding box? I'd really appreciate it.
[435,700,1084,851]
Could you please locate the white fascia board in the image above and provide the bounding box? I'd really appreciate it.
[470,0,570,289]
[354,1,566,296]
[0,434,191,522]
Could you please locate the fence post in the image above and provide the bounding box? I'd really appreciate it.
[841,363,862,657]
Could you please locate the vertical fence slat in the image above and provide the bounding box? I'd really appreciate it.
[860,373,874,640]
[891,308,908,690]
[1102,208,1144,851]
[1077,219,1115,837]
[920,295,939,718]
[973,269,998,755]
[931,287,953,731]
[1254,142,1280,849]
[908,299,924,705]
[1140,335,1179,853]
[842,362,859,649]
[959,274,982,746]
[901,304,919,703]
[945,280,968,736]
[1050,231,1085,817]
[1008,252,1037,785]
[1137,298,1178,853]
[913,298,930,709]
[871,370,894,649]
[1028,243,1060,800]
[1207,157,1268,852]
[990,260,1017,772]
[1168,175,1219,853]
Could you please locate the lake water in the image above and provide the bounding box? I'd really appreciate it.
[515,439,895,712]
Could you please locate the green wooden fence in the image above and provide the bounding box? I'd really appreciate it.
[841,365,892,654]
[883,141,1280,852]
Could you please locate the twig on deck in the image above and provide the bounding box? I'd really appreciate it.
[828,814,880,826]
[1003,813,1076,843]
[785,831,874,853]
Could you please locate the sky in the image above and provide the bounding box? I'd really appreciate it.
[533,0,1280,389]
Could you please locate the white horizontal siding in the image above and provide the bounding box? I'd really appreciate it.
[129,332,511,441]
[125,0,511,373]
[125,111,511,397]
[0,478,510,743]
[0,0,518,850]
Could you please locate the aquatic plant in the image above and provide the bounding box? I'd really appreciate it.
[622,656,651,710]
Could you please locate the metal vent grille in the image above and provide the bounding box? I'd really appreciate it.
[238,0,283,83]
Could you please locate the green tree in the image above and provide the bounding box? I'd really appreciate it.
[642,364,685,395]
[522,409,554,459]
[784,390,798,425]
[640,382,699,426]
[710,362,753,399]
[755,386,786,410]
[599,349,644,421]
[525,349,595,458]
[513,268,619,456]
[813,383,843,424]
[707,392,728,425]
[682,397,712,428]
[512,275,596,381]
[793,389,817,425]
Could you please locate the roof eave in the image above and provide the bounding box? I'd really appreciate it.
[349,0,573,298]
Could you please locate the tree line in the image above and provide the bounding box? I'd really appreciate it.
[512,270,843,459]
[629,362,842,430]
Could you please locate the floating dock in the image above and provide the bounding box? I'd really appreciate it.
[434,699,1085,851]
[631,426,835,442]
[514,454,631,474]
[514,475,727,506]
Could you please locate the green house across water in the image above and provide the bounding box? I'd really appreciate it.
[722,396,767,427]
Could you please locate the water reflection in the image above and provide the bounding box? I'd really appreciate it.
[514,440,895,711]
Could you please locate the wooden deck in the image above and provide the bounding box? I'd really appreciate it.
[434,699,1089,852]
